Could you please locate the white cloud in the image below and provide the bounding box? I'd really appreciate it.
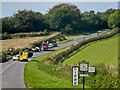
[1,0,120,2]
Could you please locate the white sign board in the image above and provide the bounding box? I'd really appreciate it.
[72,67,78,86]
[80,64,88,71]
[80,74,88,77]
[73,67,78,74]
[88,67,95,72]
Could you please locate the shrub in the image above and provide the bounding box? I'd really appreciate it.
[2,51,7,62]
[0,34,2,40]
[2,32,12,40]
[29,32,66,48]
[85,63,119,88]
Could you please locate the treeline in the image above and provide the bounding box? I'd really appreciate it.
[1,3,119,35]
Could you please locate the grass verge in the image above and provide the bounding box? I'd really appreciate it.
[24,46,89,88]
[58,38,73,44]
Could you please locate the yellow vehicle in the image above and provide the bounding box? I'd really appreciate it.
[19,51,28,61]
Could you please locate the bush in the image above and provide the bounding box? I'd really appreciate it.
[85,63,119,88]
[2,32,12,40]
[0,34,2,40]
[2,51,7,62]
[43,29,48,35]
[29,32,66,48]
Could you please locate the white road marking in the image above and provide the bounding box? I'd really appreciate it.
[0,61,17,74]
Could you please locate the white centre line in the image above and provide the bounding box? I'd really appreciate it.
[0,61,17,74]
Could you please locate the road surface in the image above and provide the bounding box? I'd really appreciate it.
[1,30,108,89]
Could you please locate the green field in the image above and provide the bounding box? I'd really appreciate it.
[63,36,118,66]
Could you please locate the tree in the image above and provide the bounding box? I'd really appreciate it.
[62,24,73,35]
[48,8,73,29]
[82,10,113,31]
[45,3,82,34]
[8,10,46,33]
[101,8,116,21]
[108,10,120,29]
[47,3,81,16]
[2,17,13,33]
[2,10,48,34]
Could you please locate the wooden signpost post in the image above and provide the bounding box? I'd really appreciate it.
[79,60,89,90]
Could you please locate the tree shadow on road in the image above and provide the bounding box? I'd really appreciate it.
[30,59,40,63]
[19,60,29,62]
[42,49,55,51]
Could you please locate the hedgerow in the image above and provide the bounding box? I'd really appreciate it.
[10,30,49,39]
[46,28,119,64]
[29,32,66,48]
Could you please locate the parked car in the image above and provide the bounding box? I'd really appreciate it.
[48,43,54,48]
[41,43,49,51]
[52,43,58,47]
[13,55,19,61]
[32,47,40,52]
[28,51,33,58]
[48,43,58,48]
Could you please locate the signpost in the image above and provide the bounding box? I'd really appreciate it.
[72,60,95,90]
[80,74,88,77]
[72,66,78,86]
[79,61,89,90]
[88,67,95,72]
[79,64,88,72]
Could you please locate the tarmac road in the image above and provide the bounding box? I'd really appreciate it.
[1,29,109,88]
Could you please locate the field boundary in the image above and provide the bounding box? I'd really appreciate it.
[45,28,119,64]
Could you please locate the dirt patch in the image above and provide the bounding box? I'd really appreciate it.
[1,37,45,51]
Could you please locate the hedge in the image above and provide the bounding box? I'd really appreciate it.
[46,28,119,64]
[10,30,49,38]
[29,32,66,48]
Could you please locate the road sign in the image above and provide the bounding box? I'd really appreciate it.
[79,64,88,71]
[72,67,78,86]
[80,74,88,77]
[88,67,95,72]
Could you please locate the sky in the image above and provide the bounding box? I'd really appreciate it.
[1,2,119,17]
[1,0,120,2]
